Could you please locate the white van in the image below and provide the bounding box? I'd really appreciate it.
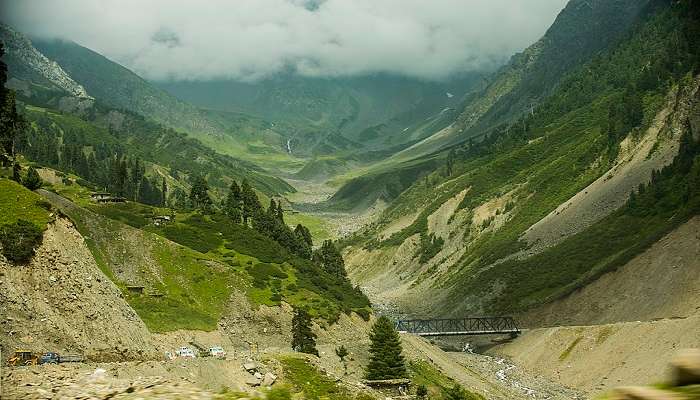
[176,347,196,359]
[209,346,226,359]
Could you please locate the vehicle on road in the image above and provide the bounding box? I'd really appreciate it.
[8,350,38,366]
[208,346,226,359]
[40,352,60,364]
[175,346,196,358]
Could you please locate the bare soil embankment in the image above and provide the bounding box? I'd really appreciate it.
[490,316,700,397]
[0,217,157,362]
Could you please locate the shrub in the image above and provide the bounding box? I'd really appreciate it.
[0,219,44,262]
[247,262,288,289]
[22,167,42,190]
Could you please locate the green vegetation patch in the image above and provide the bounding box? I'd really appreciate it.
[0,178,52,228]
[559,337,583,361]
[128,244,236,332]
[279,356,374,400]
[409,360,485,400]
[0,179,52,263]
[247,262,288,289]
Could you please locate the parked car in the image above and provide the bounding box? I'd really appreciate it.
[40,352,60,364]
[175,346,196,359]
[208,346,226,359]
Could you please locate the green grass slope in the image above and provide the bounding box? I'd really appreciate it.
[43,182,369,330]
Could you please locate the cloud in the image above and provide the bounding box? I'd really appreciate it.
[1,0,567,81]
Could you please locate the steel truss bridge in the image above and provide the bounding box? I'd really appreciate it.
[395,317,520,337]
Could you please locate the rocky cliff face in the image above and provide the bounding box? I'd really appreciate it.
[1,23,92,99]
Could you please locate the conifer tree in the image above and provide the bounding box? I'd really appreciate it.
[161,177,168,206]
[291,308,318,356]
[276,200,284,221]
[313,240,347,279]
[294,224,313,247]
[241,179,261,225]
[189,175,213,212]
[0,42,25,166]
[23,166,42,190]
[224,180,242,223]
[365,316,407,380]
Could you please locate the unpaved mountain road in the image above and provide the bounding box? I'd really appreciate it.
[401,334,585,400]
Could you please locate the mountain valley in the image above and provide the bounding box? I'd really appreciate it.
[1,0,699,399]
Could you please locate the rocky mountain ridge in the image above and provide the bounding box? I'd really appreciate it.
[0,24,91,99]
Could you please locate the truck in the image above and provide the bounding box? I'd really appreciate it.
[39,352,84,364]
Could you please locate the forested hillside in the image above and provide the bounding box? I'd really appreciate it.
[343,0,700,316]
[327,0,664,209]
[0,24,294,199]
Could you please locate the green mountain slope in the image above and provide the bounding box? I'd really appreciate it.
[328,0,661,208]
[36,181,369,332]
[0,25,294,197]
[31,38,226,136]
[343,0,700,317]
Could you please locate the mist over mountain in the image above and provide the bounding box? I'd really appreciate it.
[1,0,567,81]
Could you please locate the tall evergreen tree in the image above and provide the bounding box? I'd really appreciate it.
[365,316,407,380]
[446,148,456,176]
[0,42,25,166]
[241,179,261,225]
[224,180,242,223]
[276,200,284,221]
[313,240,347,279]
[294,224,313,247]
[161,177,168,206]
[23,166,42,190]
[189,175,213,212]
[291,308,318,356]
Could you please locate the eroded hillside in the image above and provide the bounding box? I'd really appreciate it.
[343,1,700,320]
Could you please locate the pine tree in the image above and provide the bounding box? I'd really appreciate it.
[276,200,284,221]
[241,179,262,225]
[23,166,42,190]
[224,181,242,223]
[0,42,25,166]
[313,240,347,279]
[291,308,318,356]
[446,148,456,176]
[294,224,313,247]
[189,175,213,212]
[365,316,407,380]
[161,177,168,206]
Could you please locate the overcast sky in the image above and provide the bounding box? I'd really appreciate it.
[2,0,568,82]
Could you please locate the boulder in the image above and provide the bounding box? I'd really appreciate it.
[262,372,277,387]
[245,376,261,387]
[671,348,700,386]
[243,362,257,372]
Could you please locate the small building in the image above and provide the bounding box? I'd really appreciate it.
[90,192,126,203]
[151,215,171,226]
[126,285,144,295]
[90,192,111,201]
